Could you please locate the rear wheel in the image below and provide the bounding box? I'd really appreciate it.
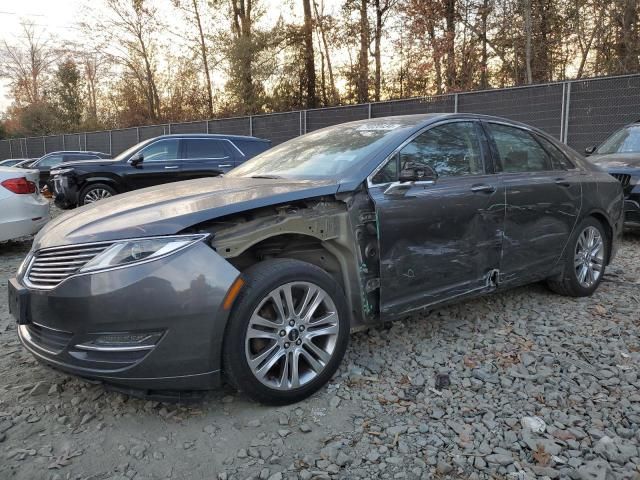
[547,217,608,297]
[79,183,116,206]
[223,259,350,405]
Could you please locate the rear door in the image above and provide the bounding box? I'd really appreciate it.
[122,138,182,190]
[483,122,582,286]
[369,120,505,317]
[181,138,235,179]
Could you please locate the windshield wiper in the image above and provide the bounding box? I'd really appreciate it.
[250,175,283,179]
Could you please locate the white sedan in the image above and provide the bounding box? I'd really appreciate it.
[0,167,50,242]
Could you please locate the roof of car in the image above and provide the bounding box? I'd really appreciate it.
[153,134,270,143]
[44,151,110,155]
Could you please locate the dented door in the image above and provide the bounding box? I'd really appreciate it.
[368,121,505,318]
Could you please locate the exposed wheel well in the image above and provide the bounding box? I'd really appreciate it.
[226,233,346,291]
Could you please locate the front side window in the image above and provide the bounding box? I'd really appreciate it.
[184,139,228,159]
[596,125,640,154]
[139,140,179,162]
[398,122,483,178]
[488,123,550,173]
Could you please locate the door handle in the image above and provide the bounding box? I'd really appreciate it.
[217,164,232,168]
[555,178,571,187]
[164,166,179,170]
[471,184,496,193]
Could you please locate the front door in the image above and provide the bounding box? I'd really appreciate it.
[368,121,505,318]
[122,138,182,190]
[483,122,582,286]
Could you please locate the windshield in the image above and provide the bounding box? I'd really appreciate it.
[596,125,640,154]
[112,138,154,162]
[228,122,405,179]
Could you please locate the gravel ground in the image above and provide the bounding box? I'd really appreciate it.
[1,218,639,480]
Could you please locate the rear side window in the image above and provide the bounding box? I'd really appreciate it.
[184,139,229,159]
[233,140,271,158]
[536,135,574,170]
[488,123,550,173]
[64,154,100,162]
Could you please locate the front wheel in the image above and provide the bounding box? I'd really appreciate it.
[223,259,350,405]
[547,217,608,297]
[79,183,116,206]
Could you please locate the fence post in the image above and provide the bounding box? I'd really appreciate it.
[24,138,28,158]
[368,103,372,119]
[8,139,12,159]
[206,121,209,134]
[109,130,113,155]
[249,116,253,136]
[83,133,87,151]
[454,93,459,113]
[304,110,307,134]
[563,82,572,144]
[42,137,46,154]
[136,127,140,143]
[299,111,303,136]
[62,135,65,150]
[168,123,172,135]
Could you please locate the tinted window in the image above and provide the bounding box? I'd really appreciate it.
[65,154,100,162]
[37,155,64,167]
[596,125,640,154]
[234,139,271,158]
[398,122,483,177]
[184,139,228,159]
[536,135,573,170]
[139,140,179,162]
[488,124,550,172]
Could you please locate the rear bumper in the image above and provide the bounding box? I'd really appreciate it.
[0,194,49,242]
[12,242,240,392]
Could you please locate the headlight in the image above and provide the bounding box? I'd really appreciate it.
[79,234,208,273]
[50,167,74,176]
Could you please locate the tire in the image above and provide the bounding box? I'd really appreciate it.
[223,258,350,405]
[547,217,609,297]
[79,183,116,206]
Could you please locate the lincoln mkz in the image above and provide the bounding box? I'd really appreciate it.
[9,114,623,404]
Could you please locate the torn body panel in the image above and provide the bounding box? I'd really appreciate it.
[199,194,381,328]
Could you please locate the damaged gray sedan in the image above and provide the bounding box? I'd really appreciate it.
[8,114,624,404]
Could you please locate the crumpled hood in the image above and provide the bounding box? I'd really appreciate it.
[33,176,339,250]
[589,153,640,170]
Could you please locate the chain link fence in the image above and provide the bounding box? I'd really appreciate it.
[1,74,638,161]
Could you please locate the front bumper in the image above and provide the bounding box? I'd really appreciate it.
[52,174,79,208]
[12,242,240,391]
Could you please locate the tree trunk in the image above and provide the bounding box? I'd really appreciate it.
[373,0,383,102]
[192,0,214,117]
[231,0,256,113]
[313,0,337,103]
[444,0,457,90]
[480,0,489,89]
[302,0,317,108]
[357,0,369,103]
[523,0,533,84]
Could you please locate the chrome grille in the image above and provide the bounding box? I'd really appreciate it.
[25,242,113,289]
[610,173,631,188]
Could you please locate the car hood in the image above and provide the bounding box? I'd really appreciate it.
[53,159,118,169]
[588,153,640,170]
[33,176,339,249]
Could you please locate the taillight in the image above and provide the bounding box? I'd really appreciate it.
[1,177,37,194]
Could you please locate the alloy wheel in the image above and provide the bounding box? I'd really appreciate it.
[574,225,604,288]
[84,188,112,204]
[245,282,340,391]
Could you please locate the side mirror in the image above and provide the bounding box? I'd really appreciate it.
[398,165,438,183]
[130,153,144,167]
[584,145,596,156]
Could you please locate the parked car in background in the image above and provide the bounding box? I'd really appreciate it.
[9,114,623,404]
[28,151,112,188]
[0,167,49,242]
[14,159,37,168]
[586,122,640,228]
[50,134,271,208]
[0,159,33,167]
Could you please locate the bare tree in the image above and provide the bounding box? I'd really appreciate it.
[313,0,337,104]
[0,21,59,105]
[371,0,398,101]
